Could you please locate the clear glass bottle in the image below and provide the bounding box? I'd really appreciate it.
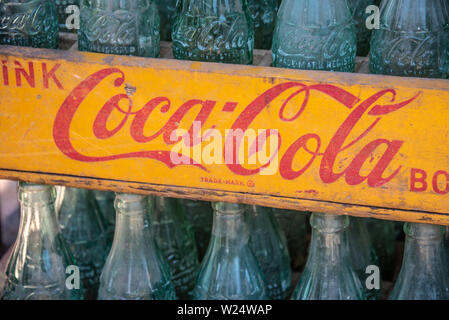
[155,0,177,41]
[370,0,449,78]
[0,0,59,48]
[0,183,81,300]
[366,218,397,281]
[247,205,291,300]
[246,0,278,49]
[292,213,366,300]
[78,0,160,57]
[98,193,176,300]
[58,187,109,300]
[273,209,309,271]
[194,202,268,300]
[272,0,357,72]
[347,0,381,56]
[150,196,200,299]
[172,0,254,64]
[178,199,214,260]
[389,222,449,300]
[56,0,79,32]
[348,217,381,300]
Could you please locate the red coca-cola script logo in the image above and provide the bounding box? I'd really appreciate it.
[52,67,420,188]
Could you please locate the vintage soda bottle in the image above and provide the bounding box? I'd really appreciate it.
[366,218,396,281]
[389,222,449,300]
[98,193,176,300]
[194,202,268,300]
[58,187,109,299]
[0,183,81,300]
[155,0,177,41]
[78,0,160,57]
[293,213,366,300]
[246,0,278,49]
[178,199,213,260]
[347,0,380,56]
[272,0,357,72]
[273,209,308,270]
[0,0,59,48]
[172,0,254,64]
[370,0,449,78]
[247,206,291,300]
[150,197,199,299]
[348,217,381,300]
[92,190,116,247]
[56,0,79,32]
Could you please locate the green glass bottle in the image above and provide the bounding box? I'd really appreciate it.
[98,193,176,300]
[155,0,177,41]
[178,199,213,260]
[0,0,59,48]
[246,0,278,49]
[389,222,449,300]
[347,0,381,57]
[92,190,116,248]
[58,187,109,300]
[366,218,397,281]
[273,209,308,270]
[150,197,200,299]
[78,0,160,57]
[292,213,366,300]
[348,217,381,300]
[194,202,268,300]
[247,206,291,300]
[0,183,81,300]
[272,0,357,72]
[172,0,254,64]
[370,0,449,78]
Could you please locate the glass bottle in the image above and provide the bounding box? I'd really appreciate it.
[0,0,59,48]
[150,196,200,299]
[172,0,254,64]
[58,187,109,300]
[247,205,291,300]
[272,0,357,72]
[348,217,381,300]
[78,0,160,57]
[92,190,116,248]
[98,193,176,300]
[56,0,79,32]
[292,213,366,300]
[273,209,308,271]
[389,222,449,300]
[0,183,81,300]
[246,0,278,49]
[155,0,177,41]
[194,202,268,300]
[370,0,449,78]
[347,0,381,56]
[366,218,397,281]
[178,199,214,260]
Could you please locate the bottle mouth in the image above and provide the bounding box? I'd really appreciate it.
[310,212,349,233]
[404,222,445,239]
[18,181,51,191]
[18,182,55,203]
[115,193,148,213]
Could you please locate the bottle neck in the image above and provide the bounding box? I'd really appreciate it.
[401,223,446,269]
[210,202,249,247]
[307,213,351,266]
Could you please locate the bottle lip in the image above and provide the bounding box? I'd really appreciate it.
[18,182,52,191]
[212,202,246,214]
[310,212,349,233]
[404,222,445,239]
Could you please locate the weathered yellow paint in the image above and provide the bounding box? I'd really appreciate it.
[0,45,448,225]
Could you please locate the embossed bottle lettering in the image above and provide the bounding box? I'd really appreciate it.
[272,0,357,72]
[0,0,58,48]
[172,0,254,64]
[78,0,160,57]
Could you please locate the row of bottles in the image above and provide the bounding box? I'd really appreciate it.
[2,182,449,300]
